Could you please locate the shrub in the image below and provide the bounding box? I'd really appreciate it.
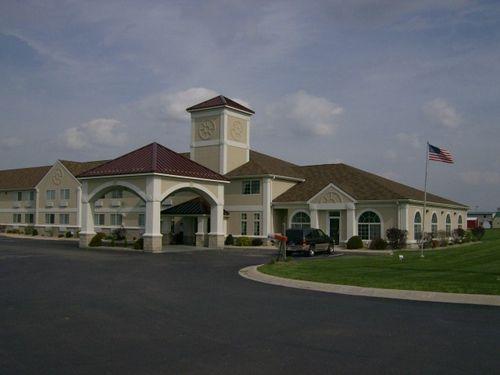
[471,226,485,241]
[235,236,252,246]
[123,238,128,248]
[386,228,407,249]
[463,231,472,243]
[417,232,432,249]
[25,226,35,235]
[32,228,38,236]
[346,236,363,249]
[88,232,106,247]
[133,237,144,250]
[369,237,388,250]
[251,238,264,246]
[431,239,440,248]
[452,228,465,244]
[58,234,64,238]
[225,234,235,246]
[112,227,126,241]
[65,231,73,238]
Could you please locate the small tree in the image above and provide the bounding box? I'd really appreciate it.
[471,226,485,241]
[386,228,407,249]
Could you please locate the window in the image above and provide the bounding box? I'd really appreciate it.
[110,213,123,226]
[414,212,422,240]
[242,180,260,195]
[29,191,35,201]
[16,191,23,201]
[431,213,438,235]
[458,215,463,229]
[45,213,55,224]
[138,214,145,227]
[445,214,451,237]
[25,213,34,224]
[94,214,105,226]
[46,190,56,201]
[60,189,70,200]
[241,213,248,235]
[111,190,123,199]
[291,212,311,229]
[59,214,69,225]
[253,213,261,236]
[13,213,22,223]
[358,211,381,240]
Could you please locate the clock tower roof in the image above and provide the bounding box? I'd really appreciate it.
[186,95,254,115]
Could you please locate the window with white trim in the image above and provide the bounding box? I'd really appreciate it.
[46,190,56,201]
[25,213,34,224]
[59,214,70,225]
[13,213,22,223]
[110,213,123,226]
[16,191,23,201]
[60,189,70,200]
[94,214,105,226]
[291,212,311,229]
[458,215,463,229]
[358,211,381,240]
[431,213,438,235]
[253,213,261,236]
[241,213,248,235]
[445,214,451,237]
[45,213,55,224]
[111,190,123,199]
[414,212,422,240]
[241,180,260,195]
[138,213,145,227]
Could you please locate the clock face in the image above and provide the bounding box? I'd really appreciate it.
[198,120,216,140]
[230,121,243,141]
[51,168,63,186]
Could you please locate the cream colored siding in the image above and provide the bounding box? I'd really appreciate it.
[226,145,248,173]
[271,180,296,200]
[226,210,263,236]
[192,146,220,172]
[225,180,262,206]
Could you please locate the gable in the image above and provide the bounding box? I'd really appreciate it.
[309,184,355,204]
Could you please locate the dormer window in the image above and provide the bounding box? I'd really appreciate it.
[242,180,260,195]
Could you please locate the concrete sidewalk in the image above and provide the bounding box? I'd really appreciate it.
[239,265,500,306]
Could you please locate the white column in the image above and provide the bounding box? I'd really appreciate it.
[34,188,40,226]
[399,203,408,231]
[143,176,162,252]
[310,208,319,229]
[262,178,272,236]
[76,186,82,228]
[80,182,94,235]
[210,204,225,235]
[346,206,357,239]
[197,216,208,234]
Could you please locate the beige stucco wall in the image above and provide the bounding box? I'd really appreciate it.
[224,179,263,206]
[227,115,248,143]
[271,179,297,200]
[407,203,467,239]
[194,116,220,142]
[192,145,220,173]
[226,210,262,236]
[226,145,248,173]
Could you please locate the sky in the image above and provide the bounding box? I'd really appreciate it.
[0,0,499,211]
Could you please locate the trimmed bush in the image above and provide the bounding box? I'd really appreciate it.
[463,231,472,243]
[251,238,264,246]
[225,234,235,246]
[133,237,144,250]
[452,228,465,244]
[346,236,363,249]
[65,231,73,238]
[32,228,38,236]
[386,228,407,249]
[88,232,106,247]
[471,226,485,241]
[235,236,252,246]
[112,227,126,241]
[369,237,388,250]
[25,226,35,235]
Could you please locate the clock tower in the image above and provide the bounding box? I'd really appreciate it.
[186,95,254,174]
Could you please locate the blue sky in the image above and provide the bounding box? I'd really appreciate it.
[1,0,499,210]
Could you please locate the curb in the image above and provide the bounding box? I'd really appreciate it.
[239,265,500,307]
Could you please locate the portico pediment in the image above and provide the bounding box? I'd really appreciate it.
[309,183,355,205]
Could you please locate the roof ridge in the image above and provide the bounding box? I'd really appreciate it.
[151,142,158,172]
[220,95,227,105]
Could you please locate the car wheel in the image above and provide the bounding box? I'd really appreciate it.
[308,247,315,257]
[327,245,334,255]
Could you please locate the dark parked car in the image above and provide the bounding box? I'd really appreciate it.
[285,228,334,256]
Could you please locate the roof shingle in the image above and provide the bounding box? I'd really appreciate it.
[186,95,254,114]
[0,165,51,190]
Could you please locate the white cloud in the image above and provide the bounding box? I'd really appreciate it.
[396,132,421,148]
[62,118,127,150]
[0,136,23,148]
[266,90,343,136]
[136,87,218,123]
[459,171,500,186]
[423,98,461,128]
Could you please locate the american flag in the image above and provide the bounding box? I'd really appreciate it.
[428,143,454,164]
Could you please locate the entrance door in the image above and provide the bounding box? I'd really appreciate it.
[329,211,340,245]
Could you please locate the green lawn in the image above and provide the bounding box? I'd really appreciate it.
[259,229,500,295]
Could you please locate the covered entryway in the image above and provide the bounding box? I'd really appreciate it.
[77,143,228,252]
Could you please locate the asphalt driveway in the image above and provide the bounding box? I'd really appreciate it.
[1,236,499,374]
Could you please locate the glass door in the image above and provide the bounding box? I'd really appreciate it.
[329,211,340,245]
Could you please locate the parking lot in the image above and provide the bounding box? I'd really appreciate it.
[1,236,499,374]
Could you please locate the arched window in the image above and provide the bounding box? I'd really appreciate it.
[358,211,381,240]
[431,213,438,235]
[445,214,451,236]
[291,212,311,229]
[458,215,463,229]
[414,212,422,240]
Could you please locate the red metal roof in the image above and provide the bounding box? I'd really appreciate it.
[186,95,254,114]
[78,143,228,181]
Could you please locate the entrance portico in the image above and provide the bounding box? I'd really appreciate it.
[78,143,228,252]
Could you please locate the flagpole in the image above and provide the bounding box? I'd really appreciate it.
[421,141,429,258]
